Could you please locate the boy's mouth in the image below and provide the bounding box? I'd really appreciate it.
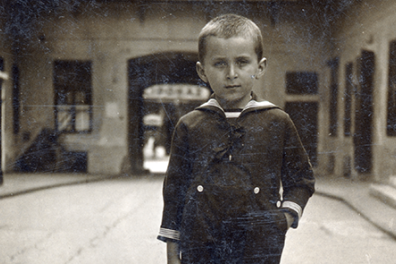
[225,85,240,89]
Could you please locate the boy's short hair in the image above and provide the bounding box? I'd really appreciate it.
[198,14,264,63]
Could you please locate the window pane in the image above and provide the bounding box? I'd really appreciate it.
[57,90,73,105]
[54,60,92,133]
[75,91,87,104]
[75,105,90,131]
[57,106,73,132]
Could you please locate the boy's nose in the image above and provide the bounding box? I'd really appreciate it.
[226,65,238,79]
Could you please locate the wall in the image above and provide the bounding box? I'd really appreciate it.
[331,0,396,182]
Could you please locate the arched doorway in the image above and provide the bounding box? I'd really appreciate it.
[127,52,208,174]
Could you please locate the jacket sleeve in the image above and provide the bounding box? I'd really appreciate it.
[158,119,192,242]
[280,115,315,228]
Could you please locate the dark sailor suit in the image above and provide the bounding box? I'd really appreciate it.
[158,94,315,263]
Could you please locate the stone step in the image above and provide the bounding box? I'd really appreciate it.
[390,176,396,189]
[370,184,396,210]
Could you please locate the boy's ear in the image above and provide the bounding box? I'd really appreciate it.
[255,57,267,79]
[196,62,208,83]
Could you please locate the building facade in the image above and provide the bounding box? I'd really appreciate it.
[0,0,395,187]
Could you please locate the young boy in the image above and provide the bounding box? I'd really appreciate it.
[158,14,315,264]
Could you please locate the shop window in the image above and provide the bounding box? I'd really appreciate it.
[344,62,353,137]
[54,60,92,133]
[387,41,396,136]
[286,72,318,94]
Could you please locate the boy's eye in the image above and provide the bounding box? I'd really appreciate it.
[213,61,227,67]
[236,59,249,66]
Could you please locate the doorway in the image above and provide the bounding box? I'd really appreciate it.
[127,52,208,174]
[284,102,318,166]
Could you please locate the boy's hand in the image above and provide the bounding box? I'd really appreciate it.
[284,212,294,230]
[167,241,181,264]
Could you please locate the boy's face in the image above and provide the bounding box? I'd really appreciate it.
[196,36,266,109]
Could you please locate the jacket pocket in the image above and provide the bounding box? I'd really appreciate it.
[247,209,288,235]
[272,209,288,234]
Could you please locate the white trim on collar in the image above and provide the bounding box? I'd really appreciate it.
[225,112,241,118]
[199,98,223,110]
[243,100,276,110]
[198,98,276,113]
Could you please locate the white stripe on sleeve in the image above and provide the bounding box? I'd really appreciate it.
[282,201,302,219]
[159,228,180,241]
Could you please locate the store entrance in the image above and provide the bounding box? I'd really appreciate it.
[127,52,209,174]
[141,84,210,173]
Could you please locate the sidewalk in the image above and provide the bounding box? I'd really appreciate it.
[1,172,395,239]
[315,175,396,240]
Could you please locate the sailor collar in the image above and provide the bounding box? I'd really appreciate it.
[196,94,278,117]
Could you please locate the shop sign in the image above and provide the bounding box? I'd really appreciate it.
[143,84,210,102]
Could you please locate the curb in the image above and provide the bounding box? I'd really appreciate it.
[0,173,165,199]
[370,184,396,210]
[0,176,111,199]
[315,190,396,241]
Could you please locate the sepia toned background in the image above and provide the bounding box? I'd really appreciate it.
[1,0,396,182]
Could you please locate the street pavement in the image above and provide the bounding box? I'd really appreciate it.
[1,159,395,240]
[1,158,396,263]
[0,175,167,264]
